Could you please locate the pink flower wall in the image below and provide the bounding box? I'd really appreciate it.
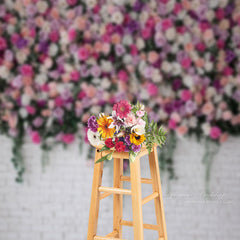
[0,0,240,180]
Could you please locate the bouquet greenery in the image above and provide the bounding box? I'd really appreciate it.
[87,100,167,163]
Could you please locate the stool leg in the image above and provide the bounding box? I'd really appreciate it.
[149,147,168,240]
[113,158,123,238]
[130,157,144,240]
[87,150,104,240]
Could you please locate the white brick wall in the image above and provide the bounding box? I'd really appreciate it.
[0,135,240,240]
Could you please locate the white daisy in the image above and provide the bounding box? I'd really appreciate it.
[87,129,103,146]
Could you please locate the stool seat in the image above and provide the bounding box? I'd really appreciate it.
[87,144,168,240]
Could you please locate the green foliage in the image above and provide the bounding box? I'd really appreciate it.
[95,152,113,164]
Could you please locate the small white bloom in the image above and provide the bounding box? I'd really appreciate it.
[131,125,145,135]
[36,1,48,13]
[0,66,9,79]
[87,129,103,146]
[49,44,58,57]
[165,28,176,41]
[21,94,31,106]
[16,51,27,64]
[152,69,162,83]
[101,60,113,72]
[100,77,111,90]
[161,61,172,73]
[201,123,211,136]
[86,0,97,9]
[19,108,28,119]
[111,11,124,25]
[136,38,145,50]
[123,54,132,64]
[122,35,133,46]
[183,75,193,88]
[204,62,213,72]
[188,116,197,128]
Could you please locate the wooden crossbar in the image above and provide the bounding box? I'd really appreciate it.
[158,238,165,240]
[100,192,112,200]
[99,186,132,195]
[142,192,159,205]
[94,236,126,240]
[120,220,159,231]
[120,176,152,184]
[105,230,118,237]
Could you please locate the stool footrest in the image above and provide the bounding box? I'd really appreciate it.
[99,186,132,195]
[94,236,126,240]
[100,192,112,200]
[120,220,159,231]
[120,176,152,184]
[142,192,159,205]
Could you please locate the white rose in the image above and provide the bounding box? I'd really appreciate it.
[100,77,111,90]
[64,64,73,73]
[171,43,180,54]
[7,25,15,34]
[19,108,28,119]
[224,83,234,97]
[139,11,149,24]
[36,1,48,13]
[35,74,47,85]
[204,62,213,72]
[21,94,31,106]
[123,54,132,64]
[60,30,69,45]
[86,0,97,9]
[172,62,182,76]
[219,0,228,8]
[131,125,145,135]
[159,109,168,120]
[49,44,58,57]
[111,11,124,25]
[188,116,197,128]
[101,60,113,72]
[161,61,172,73]
[16,51,27,64]
[183,75,193,88]
[122,35,133,46]
[136,38,145,50]
[165,28,176,41]
[0,66,9,79]
[206,10,215,21]
[152,69,162,83]
[209,0,219,9]
[113,0,125,5]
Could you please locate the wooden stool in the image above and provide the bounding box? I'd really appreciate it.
[87,144,168,240]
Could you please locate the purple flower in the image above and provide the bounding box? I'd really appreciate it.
[115,44,126,57]
[87,116,98,132]
[225,50,236,63]
[16,38,28,49]
[125,135,131,146]
[53,107,64,119]
[127,20,139,33]
[91,65,101,78]
[185,100,197,114]
[172,79,182,91]
[33,117,44,128]
[132,144,141,152]
[133,1,144,12]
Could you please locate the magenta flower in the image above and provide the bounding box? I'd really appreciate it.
[62,134,75,144]
[210,127,221,140]
[113,100,131,119]
[87,116,98,132]
[31,131,41,144]
[78,47,89,61]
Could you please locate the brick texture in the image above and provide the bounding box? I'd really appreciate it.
[0,135,239,240]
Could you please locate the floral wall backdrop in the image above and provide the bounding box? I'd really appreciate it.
[0,0,240,183]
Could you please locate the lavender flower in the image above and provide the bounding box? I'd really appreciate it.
[125,135,131,146]
[132,144,141,153]
[87,116,98,132]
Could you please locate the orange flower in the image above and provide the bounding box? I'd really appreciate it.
[97,115,115,139]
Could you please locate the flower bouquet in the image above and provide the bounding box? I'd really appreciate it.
[87,100,167,163]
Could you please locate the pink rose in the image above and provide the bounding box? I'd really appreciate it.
[148,83,158,96]
[176,125,188,136]
[141,28,151,39]
[68,28,76,41]
[62,134,75,144]
[20,64,33,77]
[31,131,41,144]
[168,119,177,129]
[0,37,7,50]
[130,44,138,56]
[210,126,221,140]
[70,70,80,81]
[26,106,36,115]
[181,90,192,101]
[137,118,146,127]
[136,110,145,117]
[67,0,77,5]
[125,113,137,127]
[118,70,129,82]
[202,102,214,115]
[180,57,192,69]
[78,47,89,60]
[49,31,59,42]
[161,19,173,31]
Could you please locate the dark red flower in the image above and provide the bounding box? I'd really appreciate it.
[115,141,125,152]
[105,138,115,148]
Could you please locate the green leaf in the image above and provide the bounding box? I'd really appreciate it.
[129,151,137,163]
[95,152,113,164]
[99,145,110,152]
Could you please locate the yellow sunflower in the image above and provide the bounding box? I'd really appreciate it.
[129,132,146,145]
[97,115,115,139]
